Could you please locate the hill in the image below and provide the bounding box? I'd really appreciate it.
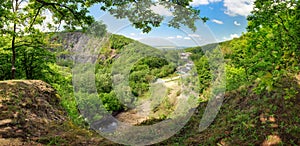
[1,78,299,145]
[156,82,300,145]
[1,32,299,145]
[0,80,113,146]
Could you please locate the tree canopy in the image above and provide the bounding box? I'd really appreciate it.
[0,0,204,79]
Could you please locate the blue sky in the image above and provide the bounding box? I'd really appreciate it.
[88,0,254,47]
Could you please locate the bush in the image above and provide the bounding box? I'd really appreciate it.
[99,91,124,112]
[225,65,247,91]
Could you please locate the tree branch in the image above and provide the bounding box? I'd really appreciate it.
[35,0,84,29]
[28,4,44,31]
[277,15,295,41]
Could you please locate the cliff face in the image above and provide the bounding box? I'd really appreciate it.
[52,32,83,60]
[52,32,108,64]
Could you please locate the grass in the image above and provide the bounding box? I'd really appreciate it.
[152,81,300,145]
[1,70,299,145]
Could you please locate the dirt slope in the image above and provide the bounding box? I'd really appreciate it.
[0,80,113,146]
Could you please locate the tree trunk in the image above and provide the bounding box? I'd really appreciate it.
[11,23,16,79]
[11,0,18,79]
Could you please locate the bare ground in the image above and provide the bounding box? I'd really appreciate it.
[115,77,182,125]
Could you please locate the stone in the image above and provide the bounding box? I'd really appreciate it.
[0,119,13,126]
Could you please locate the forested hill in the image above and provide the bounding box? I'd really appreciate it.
[1,0,299,145]
[1,29,300,145]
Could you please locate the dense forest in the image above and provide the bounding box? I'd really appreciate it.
[0,0,299,145]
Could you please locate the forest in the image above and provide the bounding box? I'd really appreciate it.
[0,0,299,145]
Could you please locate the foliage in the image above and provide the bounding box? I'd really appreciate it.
[186,45,225,94]
[129,56,175,96]
[109,34,134,50]
[1,1,300,144]
[98,0,207,32]
[45,63,86,125]
[244,0,300,94]
[0,34,56,81]
[225,65,247,91]
[0,0,95,79]
[194,55,211,93]
[76,92,107,123]
[99,91,124,112]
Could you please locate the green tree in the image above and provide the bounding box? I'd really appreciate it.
[0,0,206,79]
[0,0,94,79]
[247,0,300,73]
[245,0,300,94]
[95,0,207,32]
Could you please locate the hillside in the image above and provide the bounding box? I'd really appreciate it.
[156,82,300,145]
[1,78,299,145]
[1,25,300,146]
[0,80,114,146]
[53,32,184,125]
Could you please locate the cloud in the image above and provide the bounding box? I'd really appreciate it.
[234,21,241,26]
[230,34,239,38]
[223,0,255,17]
[176,35,183,39]
[211,19,224,24]
[151,4,173,16]
[190,0,209,6]
[130,33,136,36]
[189,0,222,6]
[210,0,222,2]
[223,33,239,41]
[167,34,193,40]
[188,34,201,38]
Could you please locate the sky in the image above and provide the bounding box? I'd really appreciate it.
[87,0,254,47]
[14,0,254,47]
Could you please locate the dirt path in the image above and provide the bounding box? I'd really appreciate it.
[115,76,183,125]
[115,99,152,125]
[163,78,182,103]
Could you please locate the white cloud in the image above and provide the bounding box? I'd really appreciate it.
[130,33,136,36]
[189,0,222,6]
[209,0,222,2]
[223,0,255,17]
[168,35,194,40]
[234,21,241,26]
[190,0,209,6]
[176,35,183,39]
[223,33,239,41]
[211,19,224,24]
[188,34,201,38]
[151,4,173,16]
[230,34,239,38]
